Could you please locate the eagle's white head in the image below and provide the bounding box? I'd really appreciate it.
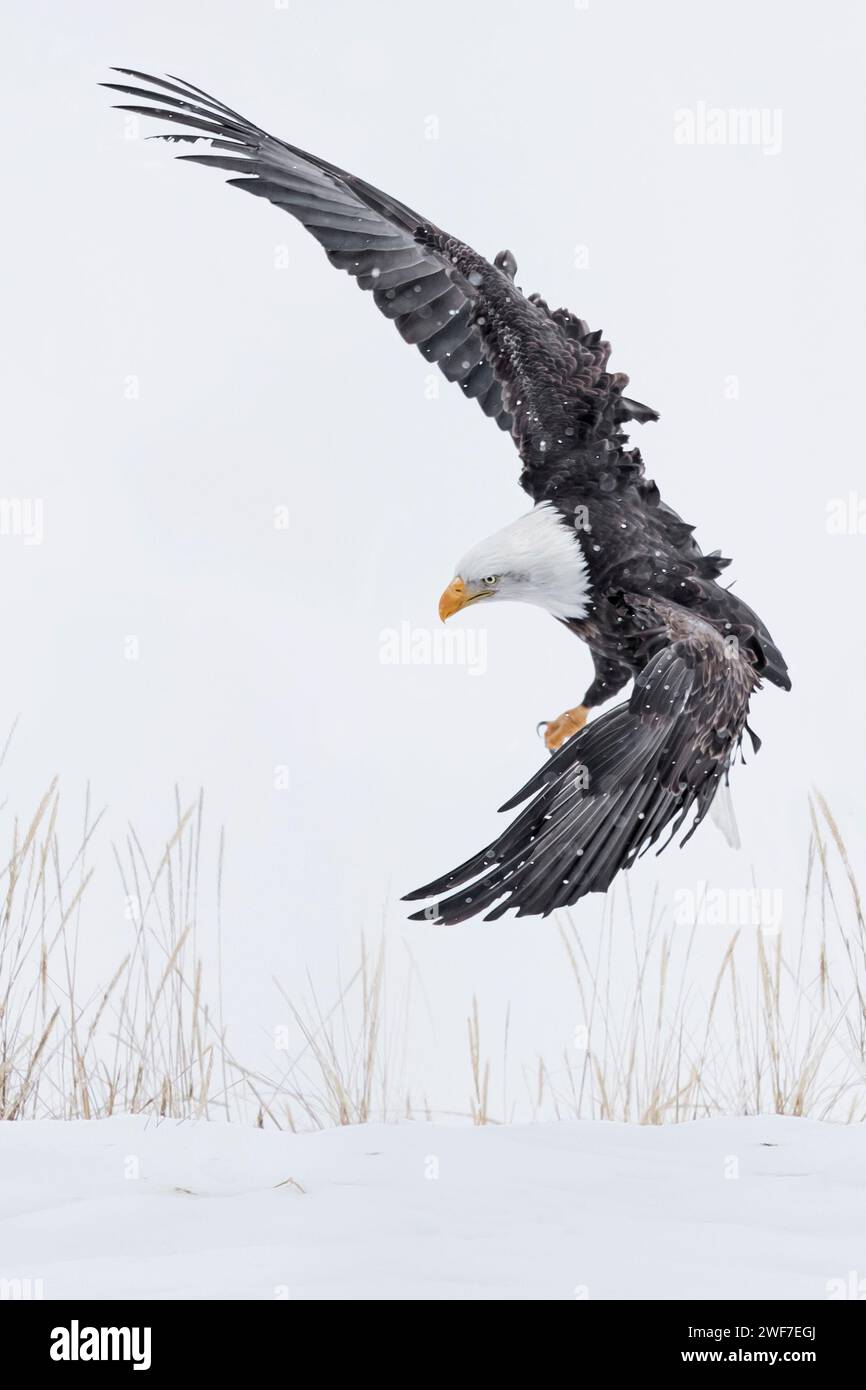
[439,502,591,623]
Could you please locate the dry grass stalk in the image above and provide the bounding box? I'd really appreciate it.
[2,776,864,1130]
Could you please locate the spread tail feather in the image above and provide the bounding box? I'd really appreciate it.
[709,777,741,850]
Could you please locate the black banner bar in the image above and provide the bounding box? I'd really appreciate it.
[2,1298,860,1372]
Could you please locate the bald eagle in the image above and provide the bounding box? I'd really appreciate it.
[105,70,790,924]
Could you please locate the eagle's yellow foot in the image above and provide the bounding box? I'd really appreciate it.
[541,704,589,752]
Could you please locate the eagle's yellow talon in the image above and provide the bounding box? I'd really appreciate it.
[543,704,589,752]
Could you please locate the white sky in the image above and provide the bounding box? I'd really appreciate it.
[3,0,864,1100]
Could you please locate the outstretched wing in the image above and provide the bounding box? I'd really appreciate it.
[404,601,758,923]
[103,70,657,499]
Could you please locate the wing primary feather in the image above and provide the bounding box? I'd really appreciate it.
[405,632,756,924]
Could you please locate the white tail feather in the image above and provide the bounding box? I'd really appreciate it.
[710,780,741,850]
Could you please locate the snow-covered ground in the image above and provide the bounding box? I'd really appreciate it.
[1,1115,863,1300]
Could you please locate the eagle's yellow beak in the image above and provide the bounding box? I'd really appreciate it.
[439,577,469,623]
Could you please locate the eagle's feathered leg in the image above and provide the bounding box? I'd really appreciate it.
[541,649,634,752]
[540,705,589,752]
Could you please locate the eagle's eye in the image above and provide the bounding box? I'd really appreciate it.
[482,575,499,586]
